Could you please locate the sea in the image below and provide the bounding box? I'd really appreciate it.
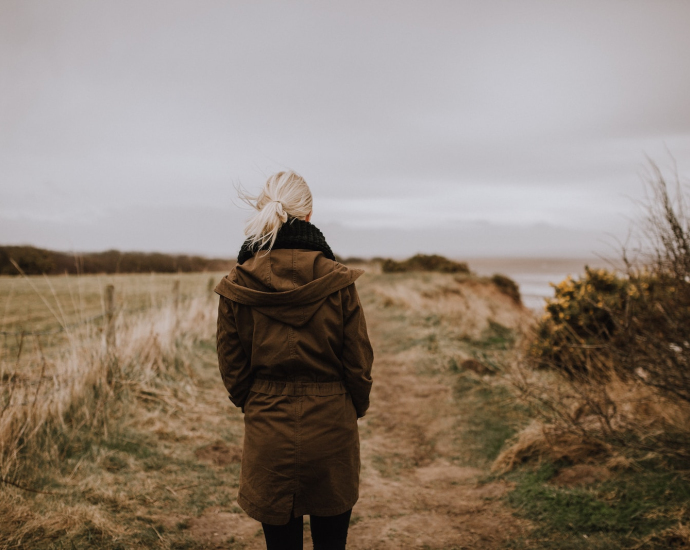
[467,257,620,312]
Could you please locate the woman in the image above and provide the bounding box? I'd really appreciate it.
[215,170,374,550]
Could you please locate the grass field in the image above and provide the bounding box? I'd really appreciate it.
[2,267,689,548]
[0,272,222,334]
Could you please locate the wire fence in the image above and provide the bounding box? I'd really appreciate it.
[0,313,108,336]
[0,302,173,336]
[0,284,193,412]
[0,280,196,386]
[0,302,170,394]
[0,277,194,337]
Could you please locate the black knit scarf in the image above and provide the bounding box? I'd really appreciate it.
[237,219,336,265]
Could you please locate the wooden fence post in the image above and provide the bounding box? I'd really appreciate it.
[173,280,180,311]
[105,284,116,352]
[172,280,181,331]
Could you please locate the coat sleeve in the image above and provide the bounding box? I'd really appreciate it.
[216,295,253,411]
[341,283,374,418]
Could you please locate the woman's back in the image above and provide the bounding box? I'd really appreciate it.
[217,244,369,392]
[215,170,373,547]
[215,237,373,526]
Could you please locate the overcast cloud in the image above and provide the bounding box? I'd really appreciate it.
[2,1,690,258]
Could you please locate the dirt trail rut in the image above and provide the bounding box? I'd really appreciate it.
[190,282,524,549]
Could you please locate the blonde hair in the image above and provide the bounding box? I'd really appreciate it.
[240,170,313,251]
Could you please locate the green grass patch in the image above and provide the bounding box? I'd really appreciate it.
[505,460,690,549]
[462,320,516,350]
[452,374,529,466]
[101,431,157,460]
[449,319,529,466]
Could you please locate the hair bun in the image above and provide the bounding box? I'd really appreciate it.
[273,200,288,223]
[240,170,313,252]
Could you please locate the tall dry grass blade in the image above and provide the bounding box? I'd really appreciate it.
[42,273,71,336]
[9,259,66,332]
[0,476,62,495]
[1,277,15,331]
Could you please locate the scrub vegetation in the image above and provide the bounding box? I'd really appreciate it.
[1,263,531,548]
[497,163,690,549]
[4,164,690,548]
[379,253,470,274]
[0,272,244,548]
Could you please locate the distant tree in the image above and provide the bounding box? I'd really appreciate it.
[0,246,235,275]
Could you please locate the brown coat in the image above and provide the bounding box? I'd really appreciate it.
[215,249,374,525]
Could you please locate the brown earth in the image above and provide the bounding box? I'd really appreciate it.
[195,442,243,467]
[188,273,529,549]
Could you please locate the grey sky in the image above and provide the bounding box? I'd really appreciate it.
[2,1,690,258]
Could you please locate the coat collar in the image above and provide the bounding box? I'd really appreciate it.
[237,219,335,265]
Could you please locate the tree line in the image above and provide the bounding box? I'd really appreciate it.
[0,246,235,275]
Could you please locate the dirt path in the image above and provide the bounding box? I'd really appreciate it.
[189,278,525,549]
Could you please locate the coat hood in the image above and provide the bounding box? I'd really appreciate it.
[214,249,363,327]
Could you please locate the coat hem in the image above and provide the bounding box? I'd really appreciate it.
[293,497,358,519]
[238,492,359,525]
[238,492,290,525]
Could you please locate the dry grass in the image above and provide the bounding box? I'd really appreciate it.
[0,267,534,548]
[361,270,533,471]
[0,272,220,335]
[9,263,689,549]
[0,272,230,548]
[1,275,219,466]
[356,264,690,548]
[368,271,530,342]
[494,343,690,477]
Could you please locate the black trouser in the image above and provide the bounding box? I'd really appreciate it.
[261,509,352,550]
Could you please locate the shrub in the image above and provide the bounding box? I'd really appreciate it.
[622,162,690,404]
[529,267,629,379]
[506,161,690,469]
[0,246,55,275]
[617,270,690,403]
[380,258,407,273]
[491,274,522,305]
[529,163,690,403]
[381,254,470,274]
